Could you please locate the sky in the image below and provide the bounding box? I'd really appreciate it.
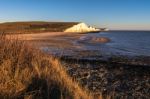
[0,0,150,30]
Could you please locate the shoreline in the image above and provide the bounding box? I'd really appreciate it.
[5,32,150,66]
[5,32,81,40]
[4,32,150,98]
[60,55,150,67]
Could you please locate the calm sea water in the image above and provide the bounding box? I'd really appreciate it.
[85,31,150,57]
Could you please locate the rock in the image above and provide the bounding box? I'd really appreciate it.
[92,37,111,43]
[63,57,150,99]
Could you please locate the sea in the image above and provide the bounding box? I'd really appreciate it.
[84,31,150,57]
[41,31,150,58]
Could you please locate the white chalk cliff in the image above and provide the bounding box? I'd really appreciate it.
[64,23,100,33]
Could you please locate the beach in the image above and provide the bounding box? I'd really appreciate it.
[5,31,150,98]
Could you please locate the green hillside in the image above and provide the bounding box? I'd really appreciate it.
[0,22,79,34]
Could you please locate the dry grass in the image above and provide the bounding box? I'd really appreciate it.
[0,34,97,99]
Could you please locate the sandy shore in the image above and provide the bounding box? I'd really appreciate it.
[5,32,80,40]
[5,32,87,53]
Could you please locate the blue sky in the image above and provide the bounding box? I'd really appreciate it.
[0,0,150,30]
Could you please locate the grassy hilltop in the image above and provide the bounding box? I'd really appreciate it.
[0,22,79,34]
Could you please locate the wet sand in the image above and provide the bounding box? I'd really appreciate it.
[6,32,85,49]
[6,32,82,40]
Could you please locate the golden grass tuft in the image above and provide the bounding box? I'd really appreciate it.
[0,34,97,99]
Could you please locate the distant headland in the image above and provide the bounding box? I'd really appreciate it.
[0,21,108,34]
[64,22,100,33]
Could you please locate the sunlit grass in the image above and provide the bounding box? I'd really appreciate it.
[0,34,96,99]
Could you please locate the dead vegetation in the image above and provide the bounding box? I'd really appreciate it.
[0,34,97,99]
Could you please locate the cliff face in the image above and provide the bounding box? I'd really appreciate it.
[64,23,100,33]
